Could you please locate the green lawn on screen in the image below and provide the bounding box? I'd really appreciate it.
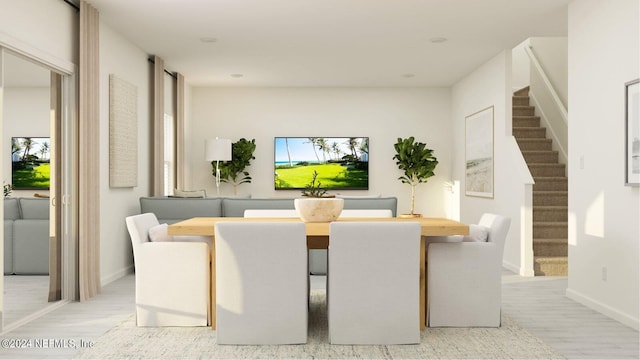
[275,163,367,189]
[12,162,50,189]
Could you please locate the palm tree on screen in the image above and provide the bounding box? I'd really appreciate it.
[21,138,34,162]
[285,138,293,166]
[305,137,321,163]
[316,138,329,163]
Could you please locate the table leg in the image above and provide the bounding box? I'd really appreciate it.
[420,236,426,330]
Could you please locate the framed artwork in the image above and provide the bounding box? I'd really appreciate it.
[109,74,138,188]
[465,106,494,198]
[625,79,639,186]
[11,137,51,190]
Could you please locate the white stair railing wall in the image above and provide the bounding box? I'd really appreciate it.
[525,44,569,168]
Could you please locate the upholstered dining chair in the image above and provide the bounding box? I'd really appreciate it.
[214,222,308,345]
[427,213,511,327]
[125,213,209,327]
[243,209,298,217]
[338,209,393,218]
[310,209,393,275]
[328,221,421,344]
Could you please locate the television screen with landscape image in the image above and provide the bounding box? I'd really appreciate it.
[274,137,369,190]
[11,137,51,190]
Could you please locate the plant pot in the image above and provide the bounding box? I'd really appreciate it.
[294,198,344,223]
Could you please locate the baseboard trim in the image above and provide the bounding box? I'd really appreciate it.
[566,288,639,331]
[101,265,134,287]
[503,260,535,277]
[1,300,70,335]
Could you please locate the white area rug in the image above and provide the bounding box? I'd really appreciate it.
[75,290,564,359]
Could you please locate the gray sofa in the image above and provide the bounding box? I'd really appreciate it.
[139,196,398,275]
[139,196,398,223]
[3,197,50,275]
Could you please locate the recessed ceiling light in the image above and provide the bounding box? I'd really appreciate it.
[402,73,415,78]
[230,74,244,78]
[200,37,217,43]
[430,37,448,43]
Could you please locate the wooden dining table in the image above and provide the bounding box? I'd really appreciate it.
[168,216,469,330]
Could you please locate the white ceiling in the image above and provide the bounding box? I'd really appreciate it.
[5,0,570,88]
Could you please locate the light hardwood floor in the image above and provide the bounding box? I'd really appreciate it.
[3,276,52,326]
[0,270,637,359]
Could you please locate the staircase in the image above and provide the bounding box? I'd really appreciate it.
[512,87,568,276]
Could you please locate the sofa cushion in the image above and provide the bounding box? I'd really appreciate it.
[4,221,14,274]
[140,197,223,222]
[172,189,206,198]
[336,194,381,198]
[13,219,49,275]
[342,197,398,217]
[19,198,50,220]
[222,198,295,217]
[3,198,21,220]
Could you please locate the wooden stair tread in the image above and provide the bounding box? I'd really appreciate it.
[528,163,565,167]
[534,256,568,262]
[522,150,559,154]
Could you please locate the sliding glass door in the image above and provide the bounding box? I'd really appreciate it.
[0,47,76,332]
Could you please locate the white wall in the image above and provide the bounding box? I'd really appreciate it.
[567,0,639,330]
[98,22,152,285]
[185,87,454,217]
[529,37,568,109]
[451,50,533,274]
[0,0,77,66]
[2,87,50,197]
[512,39,531,91]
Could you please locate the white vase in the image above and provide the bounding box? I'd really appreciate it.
[294,198,344,223]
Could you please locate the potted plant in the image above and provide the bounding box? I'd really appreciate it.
[213,138,256,195]
[3,182,13,197]
[294,170,344,222]
[392,136,438,217]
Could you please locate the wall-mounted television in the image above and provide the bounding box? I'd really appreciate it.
[274,137,369,190]
[11,137,51,190]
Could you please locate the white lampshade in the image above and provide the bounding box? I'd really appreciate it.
[205,138,232,161]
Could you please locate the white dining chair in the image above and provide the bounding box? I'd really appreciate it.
[427,213,511,327]
[328,221,421,344]
[338,209,393,218]
[125,213,209,327]
[215,221,308,344]
[243,209,298,218]
[310,209,393,275]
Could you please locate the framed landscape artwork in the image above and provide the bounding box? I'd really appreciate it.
[625,78,639,186]
[11,137,51,190]
[465,106,494,198]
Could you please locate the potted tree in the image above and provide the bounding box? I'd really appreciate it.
[214,138,256,195]
[392,136,438,217]
[294,170,344,222]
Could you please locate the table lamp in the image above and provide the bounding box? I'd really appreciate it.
[205,137,232,195]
